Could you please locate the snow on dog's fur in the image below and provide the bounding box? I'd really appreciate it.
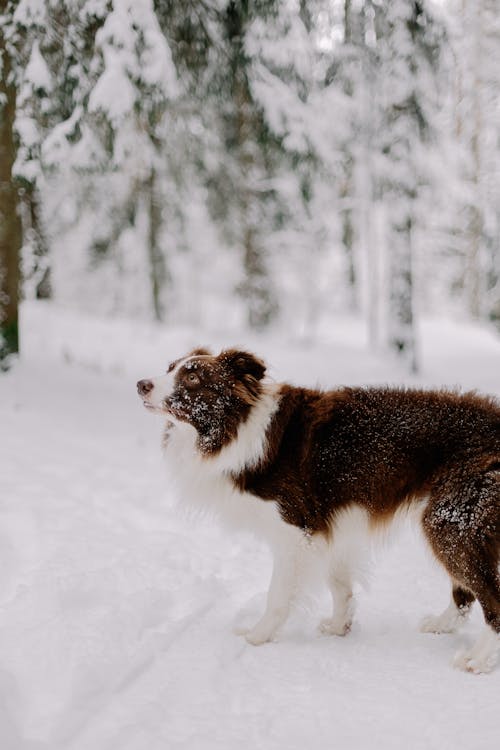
[137,348,500,673]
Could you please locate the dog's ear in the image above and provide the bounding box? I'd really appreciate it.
[219,349,266,382]
[188,347,211,357]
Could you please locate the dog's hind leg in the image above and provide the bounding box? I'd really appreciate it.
[423,469,500,673]
[453,613,500,674]
[420,584,475,634]
[242,530,301,646]
[452,566,500,673]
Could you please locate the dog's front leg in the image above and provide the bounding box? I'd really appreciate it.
[319,565,354,636]
[243,533,300,646]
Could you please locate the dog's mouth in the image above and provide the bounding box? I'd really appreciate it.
[141,399,167,415]
[140,395,185,424]
[141,398,180,421]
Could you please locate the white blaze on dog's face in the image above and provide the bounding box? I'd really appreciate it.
[139,349,212,416]
[137,348,267,454]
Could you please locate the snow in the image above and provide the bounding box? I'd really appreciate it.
[88,54,136,123]
[89,0,179,124]
[12,0,47,27]
[1,302,499,749]
[24,41,52,93]
[41,108,83,169]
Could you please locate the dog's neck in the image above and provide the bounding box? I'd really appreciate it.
[164,382,281,475]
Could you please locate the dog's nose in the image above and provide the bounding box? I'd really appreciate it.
[137,379,154,396]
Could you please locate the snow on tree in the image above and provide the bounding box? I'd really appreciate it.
[449,0,500,324]
[368,0,446,371]
[2,0,499,356]
[245,0,329,335]
[87,0,180,321]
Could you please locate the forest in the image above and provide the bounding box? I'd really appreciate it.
[1,0,500,372]
[2,4,500,745]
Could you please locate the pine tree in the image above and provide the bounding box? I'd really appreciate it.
[241,0,336,335]
[87,0,179,320]
[11,0,109,307]
[337,0,367,311]
[453,0,500,324]
[373,0,444,371]
[13,0,182,321]
[213,0,282,329]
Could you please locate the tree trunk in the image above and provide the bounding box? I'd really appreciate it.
[341,0,362,311]
[388,215,418,373]
[466,0,483,319]
[241,222,276,329]
[227,3,276,329]
[146,169,166,322]
[341,181,357,311]
[375,3,424,374]
[20,183,51,299]
[0,25,22,368]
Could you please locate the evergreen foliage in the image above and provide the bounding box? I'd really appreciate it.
[1,0,499,368]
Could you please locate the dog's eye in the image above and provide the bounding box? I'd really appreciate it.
[186,372,200,385]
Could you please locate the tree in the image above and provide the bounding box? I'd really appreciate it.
[452,0,500,324]
[0,4,22,368]
[372,0,444,372]
[14,29,53,300]
[211,0,282,329]
[241,0,335,335]
[87,0,179,320]
[12,0,109,310]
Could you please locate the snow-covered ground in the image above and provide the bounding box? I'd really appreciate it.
[1,302,499,750]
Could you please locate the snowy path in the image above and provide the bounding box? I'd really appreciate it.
[1,305,499,749]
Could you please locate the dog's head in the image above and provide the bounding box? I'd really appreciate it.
[137,348,267,453]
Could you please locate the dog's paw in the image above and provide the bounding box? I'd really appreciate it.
[319,617,352,637]
[419,613,456,634]
[453,648,495,674]
[233,622,274,643]
[453,631,500,675]
[244,628,274,646]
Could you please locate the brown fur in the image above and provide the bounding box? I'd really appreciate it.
[232,382,500,634]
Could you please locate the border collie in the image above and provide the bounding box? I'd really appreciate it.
[137,348,500,674]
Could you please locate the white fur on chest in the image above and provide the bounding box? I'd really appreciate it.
[162,387,287,541]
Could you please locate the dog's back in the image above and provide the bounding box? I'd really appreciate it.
[235,385,499,530]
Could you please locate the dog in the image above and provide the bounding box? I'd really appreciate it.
[137,347,500,673]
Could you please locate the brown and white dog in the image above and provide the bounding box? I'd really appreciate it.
[137,348,500,673]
